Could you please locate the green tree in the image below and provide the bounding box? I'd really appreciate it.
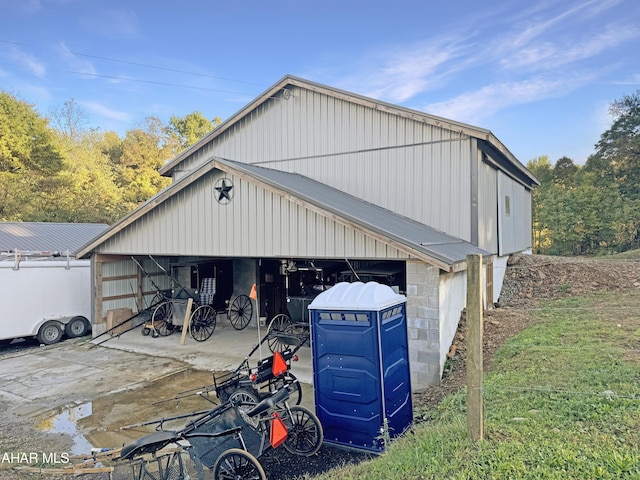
[527,156,554,253]
[114,117,173,208]
[53,130,126,223]
[169,111,221,149]
[553,156,579,186]
[593,89,640,201]
[0,91,65,221]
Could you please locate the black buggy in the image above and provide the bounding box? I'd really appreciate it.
[115,385,322,480]
[212,331,305,407]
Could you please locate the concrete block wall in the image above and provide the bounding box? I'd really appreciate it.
[406,261,441,390]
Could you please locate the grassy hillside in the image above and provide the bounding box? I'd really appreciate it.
[608,248,640,260]
[309,289,640,479]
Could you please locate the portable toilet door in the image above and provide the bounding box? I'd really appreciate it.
[309,281,412,453]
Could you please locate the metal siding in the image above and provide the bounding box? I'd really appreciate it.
[496,171,532,254]
[478,160,499,253]
[256,91,472,242]
[169,87,473,245]
[497,171,516,255]
[515,184,532,250]
[96,170,413,261]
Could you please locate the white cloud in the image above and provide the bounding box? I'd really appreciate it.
[499,22,638,72]
[337,36,475,104]
[422,75,593,125]
[612,73,640,85]
[81,101,132,123]
[6,47,47,78]
[58,42,97,76]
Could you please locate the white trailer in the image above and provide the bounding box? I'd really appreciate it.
[0,256,92,345]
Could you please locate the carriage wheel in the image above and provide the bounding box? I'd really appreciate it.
[266,314,292,353]
[189,305,216,342]
[151,301,174,336]
[213,448,266,480]
[281,406,323,456]
[269,372,302,405]
[228,295,253,330]
[149,291,165,309]
[228,387,260,412]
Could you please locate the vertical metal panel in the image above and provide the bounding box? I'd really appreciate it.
[97,170,413,261]
[478,159,498,253]
[167,85,523,252]
[497,171,531,255]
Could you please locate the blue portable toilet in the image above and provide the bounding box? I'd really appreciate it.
[309,281,413,453]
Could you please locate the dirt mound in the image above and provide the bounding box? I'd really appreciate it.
[414,253,640,414]
[498,253,640,307]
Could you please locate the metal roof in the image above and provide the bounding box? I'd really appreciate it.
[77,156,487,270]
[215,157,489,268]
[0,222,109,256]
[159,75,539,188]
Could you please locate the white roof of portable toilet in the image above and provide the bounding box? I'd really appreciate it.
[309,282,406,311]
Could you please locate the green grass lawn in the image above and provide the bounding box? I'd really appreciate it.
[310,290,640,479]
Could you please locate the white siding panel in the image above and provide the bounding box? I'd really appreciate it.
[478,160,498,253]
[98,171,413,261]
[497,170,531,255]
[170,86,483,245]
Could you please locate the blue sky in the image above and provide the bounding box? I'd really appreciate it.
[1,0,639,165]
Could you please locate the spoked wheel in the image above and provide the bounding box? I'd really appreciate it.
[189,305,216,342]
[267,314,292,353]
[282,406,323,456]
[228,387,260,412]
[152,301,174,336]
[269,372,302,405]
[213,448,266,480]
[228,294,253,330]
[149,292,165,310]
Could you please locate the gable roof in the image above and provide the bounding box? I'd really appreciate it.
[0,222,109,256]
[159,74,538,187]
[216,158,488,269]
[78,156,487,271]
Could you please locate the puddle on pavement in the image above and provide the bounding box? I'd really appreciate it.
[36,368,221,453]
[36,368,315,454]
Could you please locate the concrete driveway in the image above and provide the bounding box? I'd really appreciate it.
[0,322,313,455]
[0,321,312,412]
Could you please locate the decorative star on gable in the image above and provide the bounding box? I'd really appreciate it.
[214,177,234,204]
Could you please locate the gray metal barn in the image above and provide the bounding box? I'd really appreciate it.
[77,75,539,389]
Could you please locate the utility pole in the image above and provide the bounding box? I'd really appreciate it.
[466,254,484,441]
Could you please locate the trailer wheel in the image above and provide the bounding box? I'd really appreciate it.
[65,317,90,338]
[37,321,63,345]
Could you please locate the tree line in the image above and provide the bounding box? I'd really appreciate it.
[0,92,220,224]
[528,90,640,255]
[2,89,639,256]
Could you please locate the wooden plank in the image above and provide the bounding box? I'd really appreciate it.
[180,298,193,346]
[466,253,484,441]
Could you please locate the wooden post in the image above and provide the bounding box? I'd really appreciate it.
[179,298,193,346]
[466,254,484,441]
